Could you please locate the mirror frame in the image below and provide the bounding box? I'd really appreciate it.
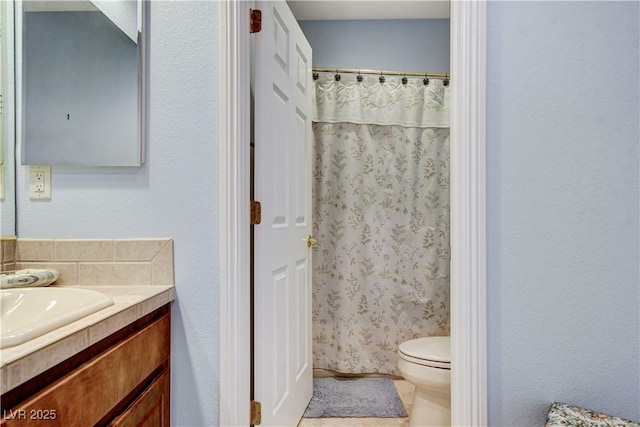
[17,0,147,167]
[219,1,488,426]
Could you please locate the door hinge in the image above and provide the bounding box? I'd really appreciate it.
[251,201,262,225]
[250,400,262,425]
[250,9,262,33]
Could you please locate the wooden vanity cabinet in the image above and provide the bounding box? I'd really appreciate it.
[109,369,170,427]
[1,305,171,427]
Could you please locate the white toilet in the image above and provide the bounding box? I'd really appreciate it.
[397,336,451,427]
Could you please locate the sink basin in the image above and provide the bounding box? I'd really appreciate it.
[1,288,114,349]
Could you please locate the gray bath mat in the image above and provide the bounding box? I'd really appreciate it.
[303,377,408,418]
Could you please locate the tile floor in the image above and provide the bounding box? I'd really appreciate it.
[297,379,415,427]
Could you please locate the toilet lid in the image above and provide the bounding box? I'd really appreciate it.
[399,336,450,368]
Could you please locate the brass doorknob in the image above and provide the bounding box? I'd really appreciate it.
[306,235,318,248]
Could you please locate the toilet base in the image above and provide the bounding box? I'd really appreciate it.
[409,386,451,427]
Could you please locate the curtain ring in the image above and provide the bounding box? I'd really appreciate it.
[335,69,341,82]
[357,70,363,82]
[312,70,319,81]
[379,71,385,84]
[423,74,430,86]
[401,73,408,85]
[443,74,450,87]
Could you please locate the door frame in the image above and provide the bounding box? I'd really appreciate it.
[219,1,487,425]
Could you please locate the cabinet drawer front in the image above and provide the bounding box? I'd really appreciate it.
[108,369,169,427]
[2,314,170,427]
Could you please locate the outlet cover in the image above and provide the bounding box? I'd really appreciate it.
[29,165,51,200]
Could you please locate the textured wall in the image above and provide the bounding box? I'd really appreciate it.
[299,19,450,73]
[486,1,640,425]
[16,2,220,425]
[13,2,640,426]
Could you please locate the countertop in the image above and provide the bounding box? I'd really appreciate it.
[0,284,175,394]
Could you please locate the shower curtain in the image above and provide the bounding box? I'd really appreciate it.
[311,72,450,375]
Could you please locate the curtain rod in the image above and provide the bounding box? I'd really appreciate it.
[312,67,449,79]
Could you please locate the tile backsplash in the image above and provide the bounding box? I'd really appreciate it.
[1,237,17,272]
[13,238,174,286]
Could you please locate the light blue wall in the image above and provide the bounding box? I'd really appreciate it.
[13,2,640,426]
[16,2,220,425]
[486,1,639,425]
[299,19,450,73]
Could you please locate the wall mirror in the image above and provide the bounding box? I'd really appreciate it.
[19,0,146,166]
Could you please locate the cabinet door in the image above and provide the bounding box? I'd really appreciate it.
[2,313,170,427]
[109,369,169,427]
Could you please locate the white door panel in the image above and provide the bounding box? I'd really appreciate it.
[253,1,313,426]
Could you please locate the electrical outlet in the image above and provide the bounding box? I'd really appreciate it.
[34,172,45,193]
[29,165,51,200]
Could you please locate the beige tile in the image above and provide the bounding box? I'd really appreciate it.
[54,239,114,261]
[1,262,16,272]
[16,262,78,286]
[2,238,16,262]
[151,240,174,286]
[4,329,89,391]
[114,239,170,261]
[16,239,54,261]
[137,292,170,318]
[87,306,139,344]
[78,263,151,286]
[1,366,10,393]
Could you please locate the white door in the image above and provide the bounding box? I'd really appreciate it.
[253,1,313,426]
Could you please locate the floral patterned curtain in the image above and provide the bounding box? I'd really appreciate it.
[311,73,450,374]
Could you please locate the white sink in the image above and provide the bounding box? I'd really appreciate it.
[1,287,114,349]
